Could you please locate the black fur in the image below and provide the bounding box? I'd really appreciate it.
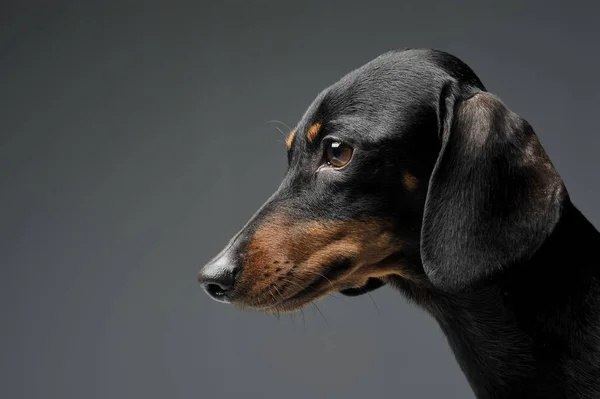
[199,49,600,398]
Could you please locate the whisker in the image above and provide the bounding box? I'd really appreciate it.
[312,303,329,327]
[286,270,349,303]
[267,119,292,132]
[280,276,331,301]
[272,285,286,301]
[289,269,334,289]
[268,289,280,321]
[280,277,308,292]
[326,292,350,303]
[309,271,338,293]
[367,292,381,316]
[274,126,286,137]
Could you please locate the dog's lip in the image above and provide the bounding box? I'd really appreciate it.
[270,258,355,307]
[338,278,385,296]
[277,274,331,306]
[263,277,386,311]
[234,258,392,311]
[261,276,386,311]
[235,268,341,311]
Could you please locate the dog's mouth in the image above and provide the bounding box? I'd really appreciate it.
[260,276,387,313]
[231,255,402,313]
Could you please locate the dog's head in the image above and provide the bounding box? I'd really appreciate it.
[198,49,566,312]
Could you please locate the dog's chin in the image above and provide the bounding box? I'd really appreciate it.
[233,295,319,314]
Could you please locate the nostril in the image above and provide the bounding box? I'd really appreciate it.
[201,279,233,303]
[205,283,227,298]
[198,269,236,303]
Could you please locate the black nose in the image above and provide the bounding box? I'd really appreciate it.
[198,253,239,303]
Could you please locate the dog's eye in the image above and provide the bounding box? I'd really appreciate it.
[325,141,353,167]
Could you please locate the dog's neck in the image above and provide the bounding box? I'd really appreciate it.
[393,200,600,398]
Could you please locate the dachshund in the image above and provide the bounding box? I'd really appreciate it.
[198,49,600,399]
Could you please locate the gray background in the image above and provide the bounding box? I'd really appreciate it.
[2,1,599,398]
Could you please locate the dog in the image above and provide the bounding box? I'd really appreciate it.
[198,49,600,399]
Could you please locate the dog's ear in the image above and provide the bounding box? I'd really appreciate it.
[421,89,566,292]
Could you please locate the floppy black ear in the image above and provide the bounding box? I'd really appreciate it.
[421,90,566,292]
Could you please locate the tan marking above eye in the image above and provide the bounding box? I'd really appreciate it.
[285,131,296,149]
[402,172,419,192]
[326,142,353,167]
[307,122,322,142]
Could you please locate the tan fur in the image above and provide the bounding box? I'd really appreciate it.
[232,214,410,311]
[285,131,296,149]
[402,172,419,192]
[307,122,321,142]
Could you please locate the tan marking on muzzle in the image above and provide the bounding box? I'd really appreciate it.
[231,215,409,311]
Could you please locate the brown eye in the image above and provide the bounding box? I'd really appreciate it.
[325,141,353,167]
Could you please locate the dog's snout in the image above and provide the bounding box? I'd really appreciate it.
[198,252,239,303]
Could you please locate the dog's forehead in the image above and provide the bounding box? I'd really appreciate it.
[287,49,484,149]
[320,53,447,110]
[291,64,435,142]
